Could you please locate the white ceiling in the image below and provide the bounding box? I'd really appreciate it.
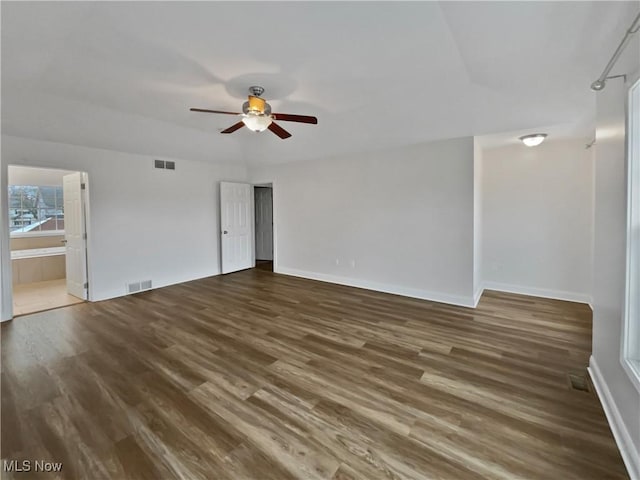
[2,1,638,165]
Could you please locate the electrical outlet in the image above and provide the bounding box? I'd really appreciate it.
[335,258,340,266]
[350,259,356,268]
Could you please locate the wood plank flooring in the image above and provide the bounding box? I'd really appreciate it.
[1,267,627,479]
[12,279,84,317]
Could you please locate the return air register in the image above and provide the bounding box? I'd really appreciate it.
[126,280,153,294]
[154,159,175,170]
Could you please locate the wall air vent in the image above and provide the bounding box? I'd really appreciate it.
[154,159,175,171]
[127,280,153,294]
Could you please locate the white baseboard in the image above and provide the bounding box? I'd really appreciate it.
[473,283,485,308]
[588,356,640,480]
[276,267,476,308]
[483,281,591,304]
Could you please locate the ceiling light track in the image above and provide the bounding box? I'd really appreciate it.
[590,11,640,91]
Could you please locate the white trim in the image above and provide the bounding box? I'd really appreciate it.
[251,184,274,264]
[11,247,65,260]
[588,356,640,480]
[621,359,640,395]
[81,172,93,301]
[250,185,256,268]
[483,280,591,304]
[250,178,278,272]
[10,230,64,238]
[622,76,640,393]
[276,266,476,308]
[0,161,12,322]
[473,282,485,308]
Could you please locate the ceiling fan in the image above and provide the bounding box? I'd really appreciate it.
[190,86,317,139]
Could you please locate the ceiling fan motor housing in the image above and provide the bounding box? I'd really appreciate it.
[243,96,272,116]
[248,86,265,97]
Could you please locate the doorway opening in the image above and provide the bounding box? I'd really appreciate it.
[8,166,89,316]
[254,184,273,272]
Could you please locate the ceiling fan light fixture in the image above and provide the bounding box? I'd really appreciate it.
[519,133,547,147]
[242,113,272,132]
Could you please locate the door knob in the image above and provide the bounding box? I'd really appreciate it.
[223,230,228,234]
[61,239,67,244]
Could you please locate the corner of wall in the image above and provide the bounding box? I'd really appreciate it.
[473,283,485,308]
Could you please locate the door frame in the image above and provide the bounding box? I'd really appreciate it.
[251,181,278,273]
[1,165,92,320]
[252,183,274,264]
[63,171,90,300]
[219,181,254,274]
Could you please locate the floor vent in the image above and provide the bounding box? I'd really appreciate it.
[127,280,153,294]
[568,373,590,392]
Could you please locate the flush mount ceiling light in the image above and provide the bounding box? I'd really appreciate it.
[519,133,547,147]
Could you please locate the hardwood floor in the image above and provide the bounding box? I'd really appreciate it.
[12,279,84,317]
[1,268,627,479]
[255,260,274,272]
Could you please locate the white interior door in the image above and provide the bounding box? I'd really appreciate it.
[255,187,273,261]
[63,172,87,299]
[220,182,252,274]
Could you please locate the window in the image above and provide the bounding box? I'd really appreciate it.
[623,77,640,391]
[8,185,64,234]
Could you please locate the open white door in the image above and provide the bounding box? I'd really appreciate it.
[220,182,253,274]
[63,172,88,299]
[255,187,273,260]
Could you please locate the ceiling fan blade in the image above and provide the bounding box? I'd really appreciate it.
[221,121,245,134]
[268,122,292,139]
[271,113,318,124]
[190,108,241,115]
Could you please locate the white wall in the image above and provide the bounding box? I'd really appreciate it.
[589,70,640,477]
[250,137,477,307]
[473,138,483,304]
[0,134,247,320]
[481,139,593,303]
